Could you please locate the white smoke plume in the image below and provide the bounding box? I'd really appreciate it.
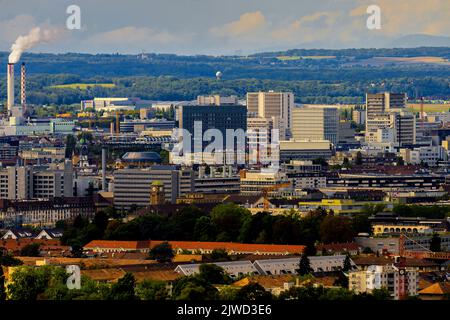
[9,27,61,64]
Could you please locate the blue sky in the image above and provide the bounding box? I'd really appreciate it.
[0,0,449,55]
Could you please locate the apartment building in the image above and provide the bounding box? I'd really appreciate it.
[349,264,419,300]
[400,146,447,166]
[291,105,339,145]
[0,161,74,200]
[113,165,194,208]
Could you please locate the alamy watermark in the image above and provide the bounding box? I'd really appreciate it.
[170,121,280,169]
[66,5,81,30]
[366,5,381,30]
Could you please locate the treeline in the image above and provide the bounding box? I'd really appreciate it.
[2,74,450,106]
[60,204,371,255]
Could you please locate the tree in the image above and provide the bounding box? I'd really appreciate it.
[343,254,353,272]
[93,211,109,233]
[149,242,174,262]
[208,249,230,262]
[298,254,313,276]
[235,283,272,301]
[319,216,353,244]
[362,247,374,254]
[6,265,67,300]
[342,157,350,168]
[107,273,136,300]
[210,203,250,241]
[352,214,371,235]
[371,287,391,300]
[20,243,41,257]
[430,233,442,252]
[172,276,218,300]
[65,134,77,158]
[135,280,168,300]
[333,272,349,288]
[198,264,231,285]
[193,216,215,241]
[355,151,363,165]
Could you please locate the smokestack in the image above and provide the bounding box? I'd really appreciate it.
[7,63,14,112]
[102,147,107,191]
[21,62,26,113]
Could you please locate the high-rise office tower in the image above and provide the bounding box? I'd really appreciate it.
[291,105,339,145]
[246,91,294,139]
[366,92,406,117]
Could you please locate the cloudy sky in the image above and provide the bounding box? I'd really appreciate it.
[0,0,449,55]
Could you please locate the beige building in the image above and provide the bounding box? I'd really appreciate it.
[246,91,294,139]
[239,170,290,195]
[279,140,333,162]
[291,105,339,145]
[197,95,238,106]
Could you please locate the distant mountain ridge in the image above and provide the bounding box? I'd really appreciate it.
[388,34,450,48]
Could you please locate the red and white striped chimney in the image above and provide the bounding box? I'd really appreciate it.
[21,62,26,113]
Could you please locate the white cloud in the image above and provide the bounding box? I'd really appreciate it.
[210,11,268,38]
[86,26,184,46]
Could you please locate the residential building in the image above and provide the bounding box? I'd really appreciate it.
[349,264,419,300]
[175,261,259,279]
[0,161,74,200]
[400,146,447,166]
[253,255,357,275]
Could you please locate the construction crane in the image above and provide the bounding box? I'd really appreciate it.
[399,233,450,260]
[261,182,291,210]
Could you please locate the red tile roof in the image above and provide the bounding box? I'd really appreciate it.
[0,239,61,253]
[83,240,151,250]
[83,240,305,255]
